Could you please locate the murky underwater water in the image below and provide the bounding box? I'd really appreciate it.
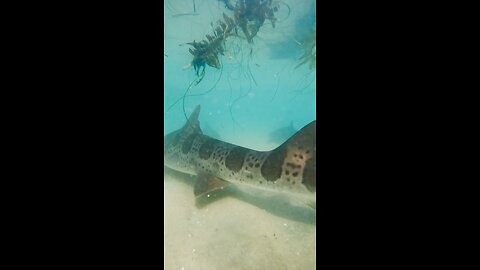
[164,136,316,270]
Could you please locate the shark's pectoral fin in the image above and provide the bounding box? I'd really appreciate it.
[194,173,230,197]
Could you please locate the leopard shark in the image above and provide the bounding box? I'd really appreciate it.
[164,105,316,209]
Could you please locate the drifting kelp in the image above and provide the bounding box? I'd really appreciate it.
[218,0,236,11]
[187,13,235,80]
[233,0,279,43]
[171,0,282,123]
[187,0,280,82]
[295,26,316,70]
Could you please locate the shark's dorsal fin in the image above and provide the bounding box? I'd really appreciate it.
[182,105,203,135]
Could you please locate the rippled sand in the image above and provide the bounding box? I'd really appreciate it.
[164,165,316,270]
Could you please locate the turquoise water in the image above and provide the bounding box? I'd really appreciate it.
[164,0,316,269]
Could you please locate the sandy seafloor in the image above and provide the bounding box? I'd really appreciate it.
[164,137,316,270]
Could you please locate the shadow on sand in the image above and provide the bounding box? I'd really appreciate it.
[165,167,316,225]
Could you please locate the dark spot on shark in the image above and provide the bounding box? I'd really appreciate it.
[286,162,301,169]
[182,134,199,154]
[285,170,290,175]
[292,172,299,177]
[261,146,286,182]
[225,147,248,172]
[248,162,253,167]
[299,154,304,159]
[255,163,260,168]
[303,157,316,192]
[199,138,216,159]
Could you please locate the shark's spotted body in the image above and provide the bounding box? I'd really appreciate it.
[164,105,316,208]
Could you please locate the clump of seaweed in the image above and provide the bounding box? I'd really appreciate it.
[187,0,280,81]
[187,13,236,80]
[218,0,236,11]
[295,27,316,70]
[234,0,279,43]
